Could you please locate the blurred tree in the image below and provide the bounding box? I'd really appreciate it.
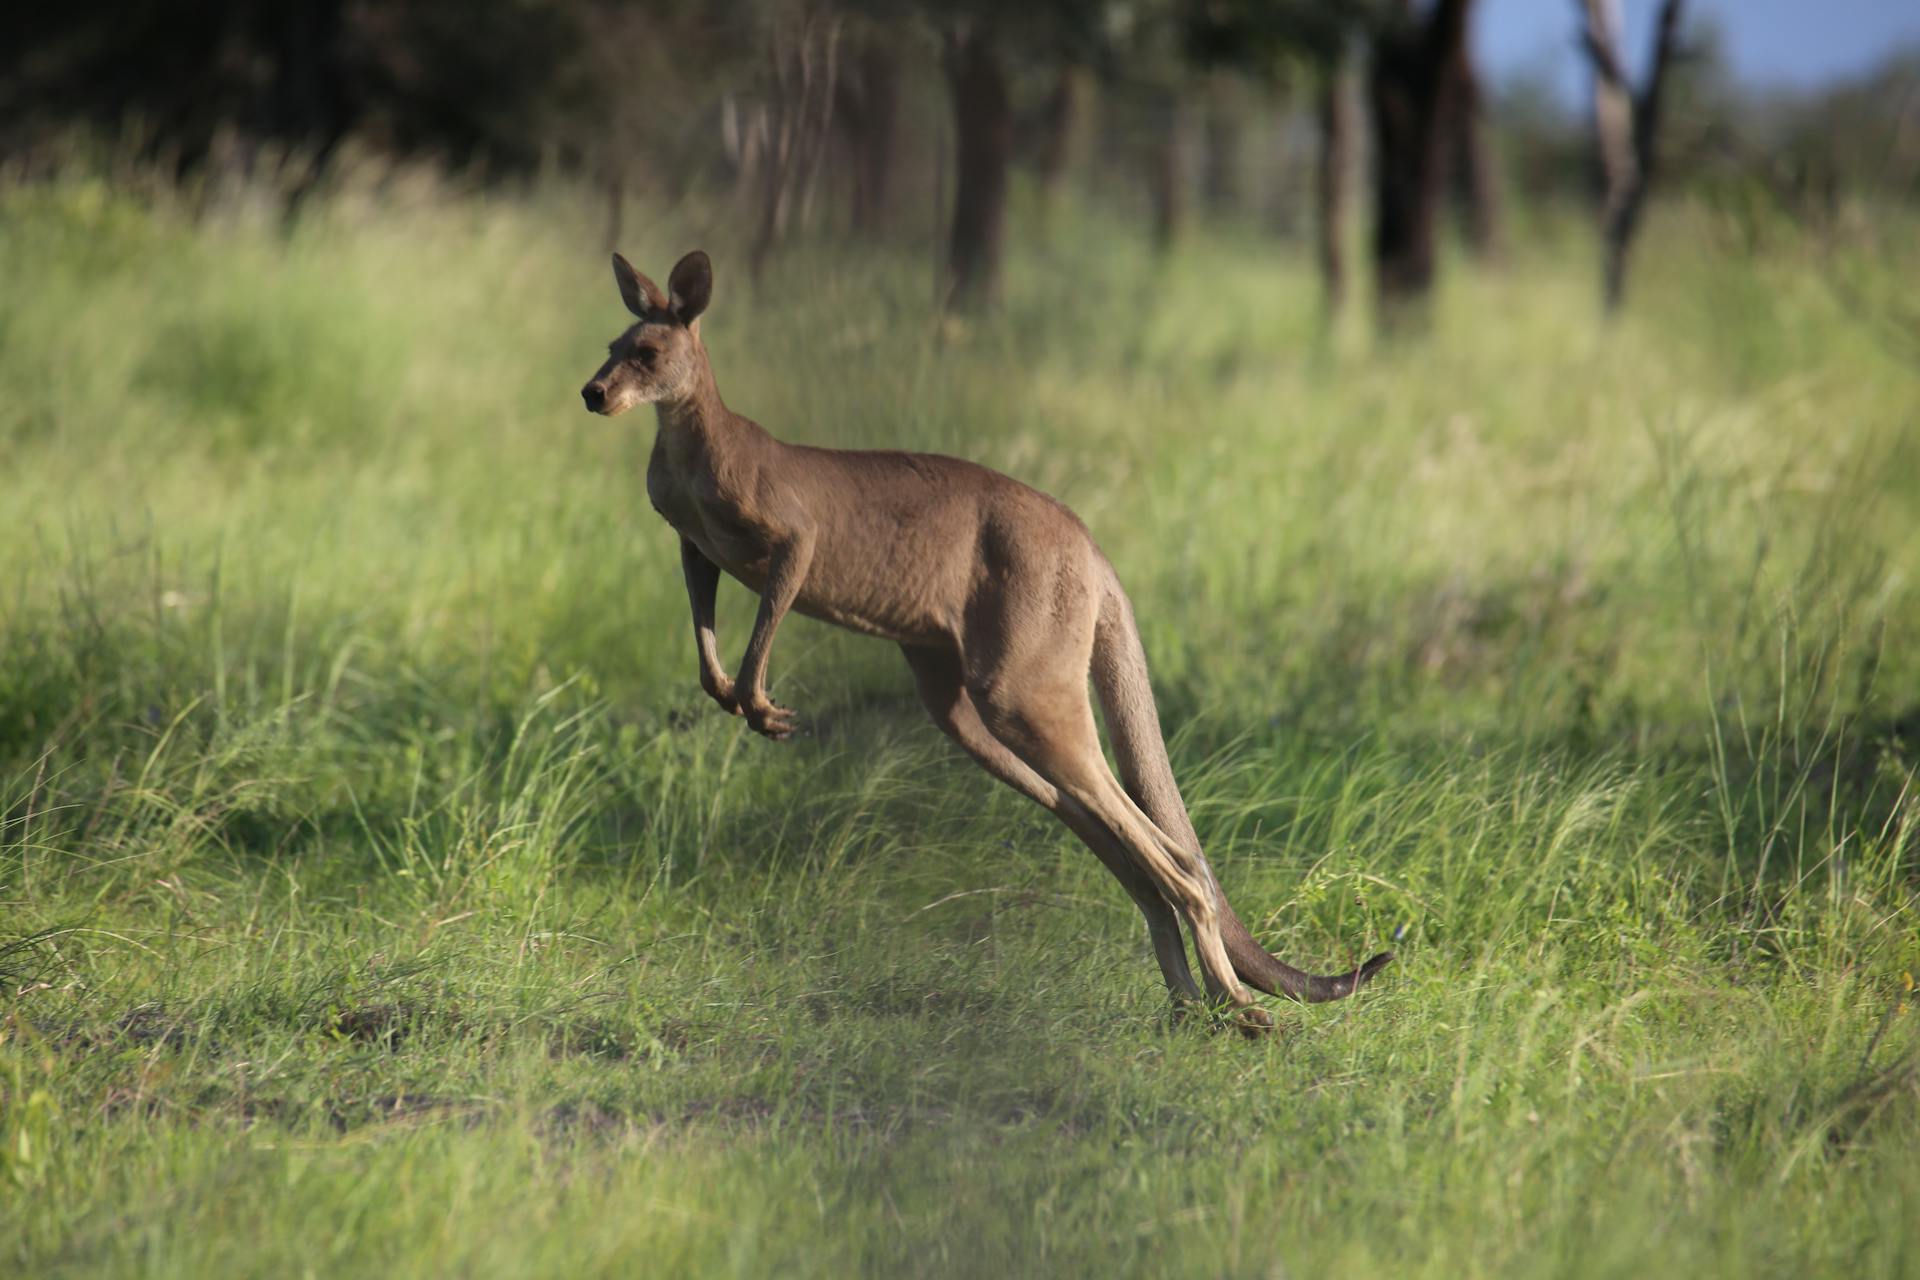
[942,20,1014,309]
[1039,0,1204,257]
[1447,29,1504,262]
[1033,64,1093,230]
[837,21,903,236]
[1774,53,1920,207]
[910,0,1105,310]
[1200,73,1241,214]
[748,6,845,281]
[570,1,762,250]
[1316,45,1362,317]
[1186,1,1490,326]
[1368,0,1476,325]
[1155,94,1187,253]
[1577,0,1687,312]
[1110,6,1200,256]
[1144,86,1191,255]
[0,1,587,183]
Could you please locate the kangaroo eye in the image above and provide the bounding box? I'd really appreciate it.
[634,348,656,367]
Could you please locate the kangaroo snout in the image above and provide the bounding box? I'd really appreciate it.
[581,381,609,413]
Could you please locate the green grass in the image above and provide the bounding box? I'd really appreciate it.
[2,170,1918,1277]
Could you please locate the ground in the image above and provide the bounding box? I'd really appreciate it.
[1,175,1917,1277]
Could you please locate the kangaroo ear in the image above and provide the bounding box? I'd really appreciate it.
[667,250,713,325]
[612,253,666,318]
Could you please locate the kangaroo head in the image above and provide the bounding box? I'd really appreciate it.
[581,250,713,416]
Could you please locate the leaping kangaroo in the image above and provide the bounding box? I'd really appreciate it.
[581,250,1390,1033]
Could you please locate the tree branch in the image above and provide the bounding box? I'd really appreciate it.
[1634,0,1686,170]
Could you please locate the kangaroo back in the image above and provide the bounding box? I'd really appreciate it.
[1089,572,1392,1003]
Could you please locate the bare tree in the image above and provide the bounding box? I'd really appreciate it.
[1316,49,1360,318]
[1579,0,1687,311]
[838,26,900,236]
[749,8,843,283]
[1369,0,1476,324]
[1034,64,1090,230]
[943,22,1012,310]
[1146,86,1189,255]
[1447,33,1504,261]
[1201,72,1243,214]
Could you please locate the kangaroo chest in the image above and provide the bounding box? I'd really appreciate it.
[646,438,770,584]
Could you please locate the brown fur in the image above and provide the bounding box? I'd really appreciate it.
[582,251,1391,1032]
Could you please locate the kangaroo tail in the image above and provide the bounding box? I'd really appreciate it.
[1089,571,1392,1004]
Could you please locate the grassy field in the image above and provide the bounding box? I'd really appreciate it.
[2,171,1918,1277]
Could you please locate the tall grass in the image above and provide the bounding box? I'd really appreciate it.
[1,166,1916,1277]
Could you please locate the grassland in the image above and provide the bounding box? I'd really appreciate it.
[2,171,1918,1277]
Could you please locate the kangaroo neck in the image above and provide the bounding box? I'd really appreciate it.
[653,354,735,443]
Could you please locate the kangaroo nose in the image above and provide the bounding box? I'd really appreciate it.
[581,381,607,412]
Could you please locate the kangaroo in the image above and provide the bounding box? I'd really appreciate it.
[581,250,1391,1033]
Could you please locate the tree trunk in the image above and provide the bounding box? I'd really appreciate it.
[1147,88,1185,255]
[1580,0,1686,311]
[1448,40,1504,261]
[841,34,899,235]
[1202,73,1242,214]
[1316,56,1358,319]
[721,94,768,215]
[1035,64,1086,229]
[944,28,1012,311]
[266,0,350,222]
[1368,0,1474,325]
[750,12,842,283]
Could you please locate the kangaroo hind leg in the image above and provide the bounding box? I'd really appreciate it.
[901,644,1203,1005]
[964,660,1272,1033]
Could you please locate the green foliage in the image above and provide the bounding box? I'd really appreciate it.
[0,172,1917,1277]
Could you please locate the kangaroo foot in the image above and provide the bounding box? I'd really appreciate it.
[1235,1005,1276,1039]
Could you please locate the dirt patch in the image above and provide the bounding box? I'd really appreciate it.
[806,981,1007,1024]
[111,1004,189,1048]
[325,1002,422,1049]
[1823,1054,1919,1159]
[538,1095,897,1143]
[542,1014,703,1062]
[672,1095,782,1126]
[97,1085,169,1121]
[538,1100,633,1140]
[324,1091,484,1132]
[48,1003,195,1053]
[1,927,68,992]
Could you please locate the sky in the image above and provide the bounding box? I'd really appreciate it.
[1475,0,1920,103]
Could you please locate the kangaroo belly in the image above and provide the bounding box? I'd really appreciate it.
[679,518,936,643]
[788,590,938,643]
[784,533,949,641]
[653,449,976,646]
[692,512,772,581]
